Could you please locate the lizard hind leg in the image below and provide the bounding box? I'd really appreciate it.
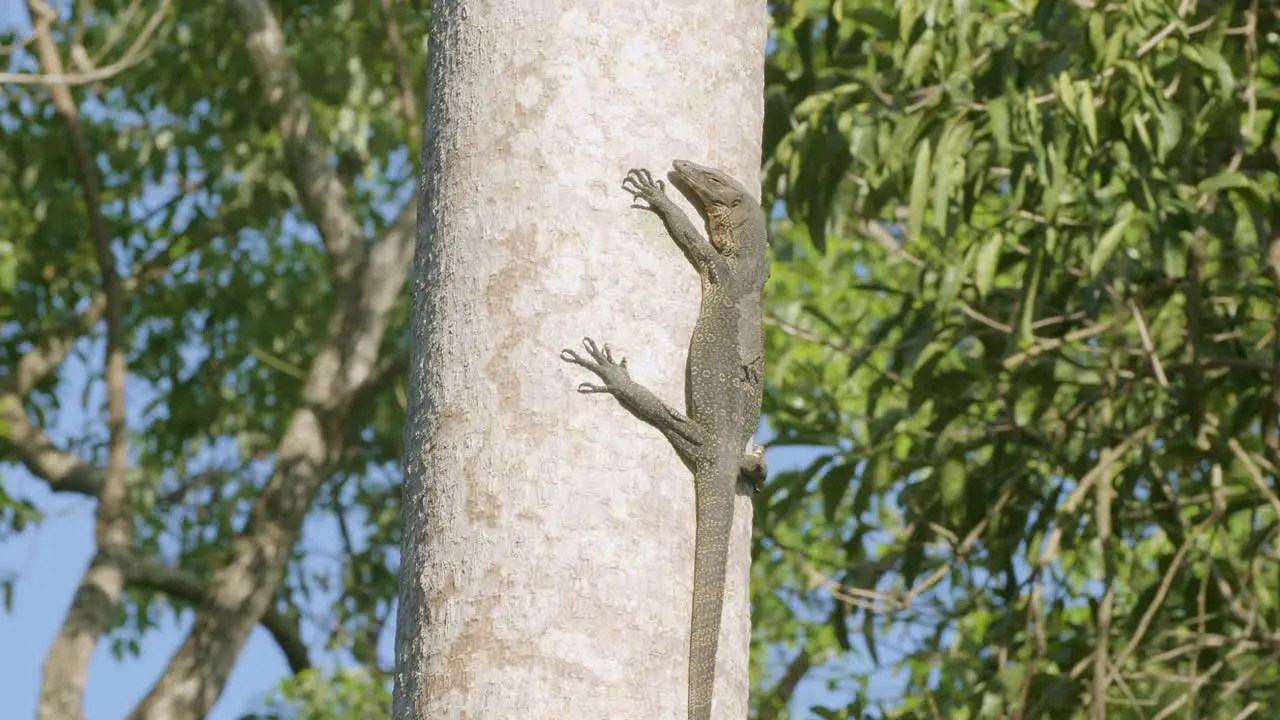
[738,443,767,492]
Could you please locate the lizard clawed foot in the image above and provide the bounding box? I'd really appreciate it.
[739,444,768,493]
[560,337,632,394]
[622,168,666,209]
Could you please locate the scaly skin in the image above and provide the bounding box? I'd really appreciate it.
[560,160,768,720]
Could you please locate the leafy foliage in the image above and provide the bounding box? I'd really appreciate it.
[244,668,393,720]
[754,0,1280,716]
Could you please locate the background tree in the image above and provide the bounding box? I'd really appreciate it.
[3,0,423,716]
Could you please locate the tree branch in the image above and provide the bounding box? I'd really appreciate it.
[1,222,217,500]
[30,1,133,716]
[119,554,312,674]
[1262,231,1280,474]
[376,0,421,137]
[224,0,366,287]
[0,404,103,497]
[0,0,171,85]
[765,649,811,718]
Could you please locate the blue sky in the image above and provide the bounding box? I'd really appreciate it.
[1,499,290,720]
[0,4,902,718]
[0,362,296,719]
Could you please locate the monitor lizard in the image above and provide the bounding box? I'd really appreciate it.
[560,160,768,720]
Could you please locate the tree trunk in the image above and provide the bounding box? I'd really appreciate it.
[30,2,133,716]
[394,1,766,718]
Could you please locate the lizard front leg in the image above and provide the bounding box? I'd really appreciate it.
[561,337,708,467]
[623,169,725,277]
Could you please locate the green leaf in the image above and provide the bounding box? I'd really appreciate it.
[1089,203,1136,278]
[908,138,933,240]
[1181,44,1236,98]
[903,30,935,84]
[1079,82,1098,147]
[939,456,966,510]
[899,0,921,39]
[819,461,859,523]
[936,245,976,314]
[974,233,1002,298]
[1156,107,1182,162]
[862,610,879,665]
[1018,240,1044,343]
[1055,71,1077,120]
[988,96,1012,162]
[849,8,897,37]
[1197,171,1253,195]
[1131,113,1154,152]
[930,121,972,237]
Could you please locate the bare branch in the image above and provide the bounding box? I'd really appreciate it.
[1151,643,1255,720]
[1091,444,1116,720]
[1,218,224,499]
[119,554,311,674]
[350,350,409,409]
[1129,299,1169,388]
[1003,315,1125,371]
[0,0,171,86]
[0,402,102,497]
[1038,424,1157,567]
[759,648,811,719]
[7,295,108,397]
[1262,233,1280,472]
[1106,535,1196,684]
[1226,439,1280,530]
[4,237,192,402]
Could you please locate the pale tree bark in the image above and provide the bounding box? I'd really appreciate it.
[395,0,766,718]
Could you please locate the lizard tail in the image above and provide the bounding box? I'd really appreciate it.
[688,488,735,720]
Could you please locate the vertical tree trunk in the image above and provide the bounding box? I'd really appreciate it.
[395,1,766,718]
[31,3,134,716]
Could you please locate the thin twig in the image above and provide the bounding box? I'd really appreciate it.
[1227,439,1280,522]
[0,0,172,85]
[1129,299,1169,388]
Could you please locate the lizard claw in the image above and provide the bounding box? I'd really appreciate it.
[740,444,768,493]
[622,168,666,207]
[560,337,632,391]
[559,348,586,365]
[561,338,604,365]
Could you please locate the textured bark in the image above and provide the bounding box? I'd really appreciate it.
[394,1,766,718]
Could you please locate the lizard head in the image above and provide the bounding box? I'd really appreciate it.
[671,160,759,255]
[671,160,747,212]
